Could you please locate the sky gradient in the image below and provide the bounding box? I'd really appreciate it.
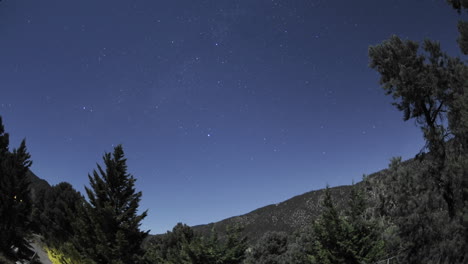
[0,0,464,234]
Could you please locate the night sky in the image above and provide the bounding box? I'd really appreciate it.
[0,0,463,234]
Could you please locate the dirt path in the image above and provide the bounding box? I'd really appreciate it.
[28,236,52,264]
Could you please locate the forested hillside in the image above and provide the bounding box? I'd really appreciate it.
[189,158,420,243]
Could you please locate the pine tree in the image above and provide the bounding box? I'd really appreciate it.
[244,231,289,264]
[344,185,385,263]
[145,223,247,264]
[220,224,248,264]
[75,145,148,264]
[186,225,247,264]
[282,227,316,264]
[0,116,32,256]
[144,223,194,264]
[310,187,351,264]
[310,186,384,264]
[33,182,84,247]
[185,229,221,264]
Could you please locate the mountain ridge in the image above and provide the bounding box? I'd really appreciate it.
[190,157,420,242]
[27,157,420,242]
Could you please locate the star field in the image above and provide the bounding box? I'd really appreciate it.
[0,0,463,234]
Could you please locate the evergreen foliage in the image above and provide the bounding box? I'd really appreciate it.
[145,223,247,264]
[222,225,249,264]
[185,229,226,264]
[244,231,289,264]
[74,145,148,264]
[310,188,349,264]
[28,181,95,263]
[0,116,32,256]
[282,228,315,264]
[144,223,194,263]
[309,187,384,264]
[31,182,83,247]
[186,225,247,264]
[344,185,386,263]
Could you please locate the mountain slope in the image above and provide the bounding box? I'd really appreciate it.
[26,170,51,201]
[26,156,421,243]
[192,184,354,241]
[191,157,420,242]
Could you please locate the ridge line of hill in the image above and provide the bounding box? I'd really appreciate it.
[27,156,418,242]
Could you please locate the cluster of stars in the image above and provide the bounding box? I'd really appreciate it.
[81,106,94,113]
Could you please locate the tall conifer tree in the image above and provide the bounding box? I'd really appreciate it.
[311,187,351,264]
[310,187,384,264]
[0,116,32,255]
[76,145,148,264]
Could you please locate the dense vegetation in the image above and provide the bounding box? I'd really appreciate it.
[0,0,467,263]
[0,116,33,261]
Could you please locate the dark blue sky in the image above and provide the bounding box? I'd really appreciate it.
[0,0,463,234]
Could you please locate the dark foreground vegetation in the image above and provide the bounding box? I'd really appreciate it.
[1,1,468,263]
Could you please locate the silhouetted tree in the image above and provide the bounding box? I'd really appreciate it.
[145,223,247,264]
[448,0,468,54]
[32,182,83,247]
[368,3,468,261]
[74,145,148,264]
[0,116,32,256]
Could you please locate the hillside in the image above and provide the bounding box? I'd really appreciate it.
[26,170,51,200]
[191,184,354,242]
[27,156,421,244]
[191,157,420,242]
